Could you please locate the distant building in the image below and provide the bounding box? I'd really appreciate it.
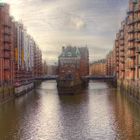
[90,59,106,76]
[47,65,58,75]
[106,50,115,77]
[14,22,39,85]
[42,60,48,76]
[58,46,89,80]
[34,46,42,78]
[112,0,140,80]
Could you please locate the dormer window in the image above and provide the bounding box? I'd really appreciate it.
[67,52,72,57]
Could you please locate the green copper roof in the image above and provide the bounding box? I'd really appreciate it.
[60,46,81,57]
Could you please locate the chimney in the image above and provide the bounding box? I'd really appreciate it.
[62,46,65,52]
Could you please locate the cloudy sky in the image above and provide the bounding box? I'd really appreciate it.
[4,0,129,64]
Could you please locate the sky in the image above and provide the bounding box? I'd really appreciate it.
[4,0,129,64]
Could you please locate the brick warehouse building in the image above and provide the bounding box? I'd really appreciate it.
[79,47,89,76]
[106,50,116,77]
[90,59,106,76]
[0,3,43,101]
[14,22,42,85]
[105,0,140,103]
[0,3,14,99]
[112,0,140,81]
[34,46,43,78]
[58,46,89,80]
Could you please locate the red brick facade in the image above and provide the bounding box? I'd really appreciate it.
[58,46,89,80]
[110,0,140,80]
[0,3,43,100]
[90,59,106,76]
[0,4,14,86]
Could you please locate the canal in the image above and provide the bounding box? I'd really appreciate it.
[0,81,140,140]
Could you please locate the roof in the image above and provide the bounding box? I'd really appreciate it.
[91,59,106,65]
[60,46,81,58]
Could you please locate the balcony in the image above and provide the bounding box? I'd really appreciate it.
[128,46,135,50]
[121,68,125,71]
[3,45,11,51]
[4,66,10,70]
[3,24,11,28]
[120,41,124,46]
[128,29,134,33]
[3,39,11,44]
[120,47,124,52]
[116,53,119,56]
[135,39,140,43]
[3,36,11,44]
[128,20,135,25]
[127,9,134,14]
[134,18,140,23]
[135,28,140,33]
[136,47,140,53]
[3,32,11,36]
[120,60,125,64]
[127,63,135,69]
[120,52,125,57]
[4,52,10,59]
[134,8,140,13]
[128,51,135,58]
[128,38,135,42]
[120,36,124,40]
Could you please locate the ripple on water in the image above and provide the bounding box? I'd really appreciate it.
[0,81,140,140]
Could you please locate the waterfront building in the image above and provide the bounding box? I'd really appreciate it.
[90,59,106,76]
[58,46,89,90]
[106,50,116,77]
[42,60,48,76]
[106,0,140,103]
[47,65,58,75]
[58,46,81,80]
[79,47,89,76]
[0,3,14,86]
[58,46,89,79]
[34,46,42,78]
[14,22,42,87]
[14,22,26,86]
[113,0,140,80]
[0,3,15,101]
[0,3,43,99]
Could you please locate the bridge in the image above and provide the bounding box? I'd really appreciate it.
[83,75,115,80]
[35,75,58,81]
[35,75,115,81]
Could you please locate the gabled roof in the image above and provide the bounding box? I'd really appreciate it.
[60,46,81,58]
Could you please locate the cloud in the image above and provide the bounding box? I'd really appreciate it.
[69,17,86,30]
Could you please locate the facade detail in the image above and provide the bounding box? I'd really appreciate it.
[0,3,43,101]
[58,46,89,91]
[90,59,106,76]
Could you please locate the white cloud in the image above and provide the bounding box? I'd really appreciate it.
[69,17,86,30]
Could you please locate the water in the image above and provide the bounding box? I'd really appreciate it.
[0,80,140,140]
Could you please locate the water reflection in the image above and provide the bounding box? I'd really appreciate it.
[0,80,140,140]
[107,89,140,140]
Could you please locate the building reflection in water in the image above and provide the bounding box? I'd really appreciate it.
[0,81,140,140]
[107,88,140,140]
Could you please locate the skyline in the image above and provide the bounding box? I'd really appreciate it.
[5,0,129,64]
